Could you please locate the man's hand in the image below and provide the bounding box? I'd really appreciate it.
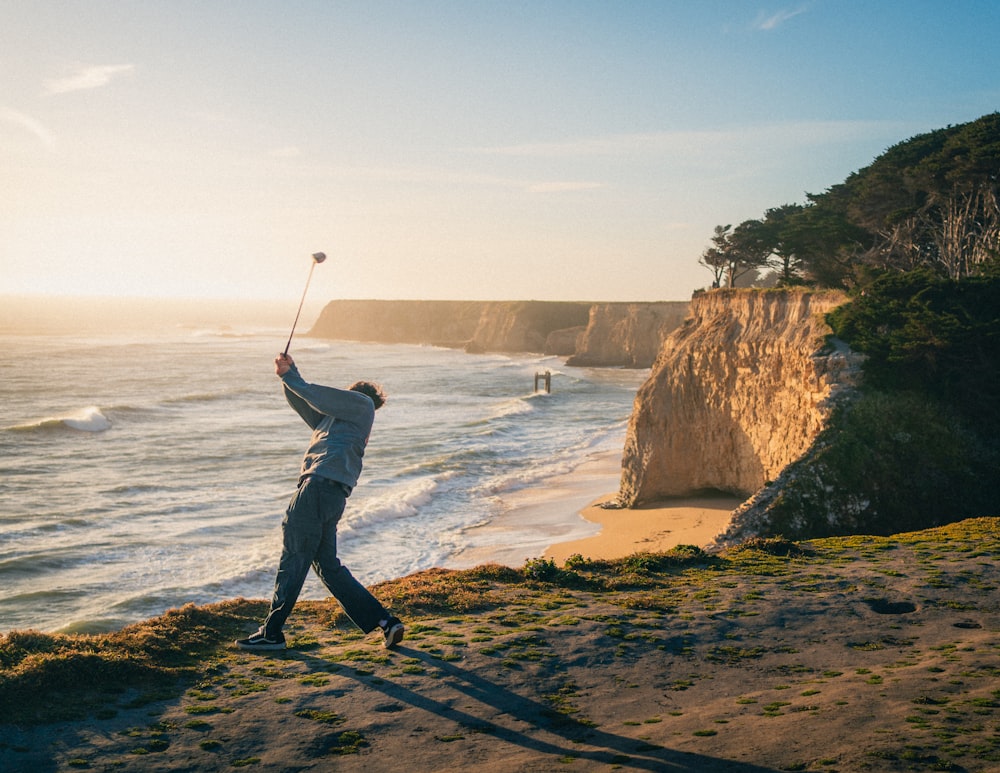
[275,353,294,377]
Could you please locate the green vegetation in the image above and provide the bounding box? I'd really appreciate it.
[695,117,1000,540]
[700,113,1000,289]
[762,389,1000,539]
[827,268,1000,432]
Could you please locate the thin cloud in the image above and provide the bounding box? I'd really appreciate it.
[753,5,809,31]
[44,64,134,95]
[0,107,56,148]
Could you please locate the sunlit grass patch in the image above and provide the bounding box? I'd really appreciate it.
[0,599,263,724]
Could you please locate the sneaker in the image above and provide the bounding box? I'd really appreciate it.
[381,616,404,649]
[235,626,286,652]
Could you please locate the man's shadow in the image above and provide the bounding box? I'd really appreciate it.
[289,645,782,772]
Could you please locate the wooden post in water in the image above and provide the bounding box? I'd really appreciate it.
[534,370,551,393]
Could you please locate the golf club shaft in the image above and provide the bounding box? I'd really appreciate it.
[283,260,317,356]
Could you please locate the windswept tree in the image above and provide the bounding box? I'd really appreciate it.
[784,197,872,288]
[758,204,807,285]
[699,222,771,288]
[698,224,731,288]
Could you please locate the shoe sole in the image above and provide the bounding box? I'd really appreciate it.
[235,639,286,651]
[383,623,404,649]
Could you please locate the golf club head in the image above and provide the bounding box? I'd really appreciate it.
[312,252,327,263]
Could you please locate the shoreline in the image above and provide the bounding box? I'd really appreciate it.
[449,450,623,569]
[451,449,742,569]
[544,494,743,563]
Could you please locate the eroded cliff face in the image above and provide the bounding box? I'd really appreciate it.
[464,302,591,354]
[566,302,689,368]
[619,289,862,505]
[308,301,483,347]
[307,299,681,362]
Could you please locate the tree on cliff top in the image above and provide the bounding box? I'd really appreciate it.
[698,222,771,288]
[812,112,1000,284]
[699,113,1000,289]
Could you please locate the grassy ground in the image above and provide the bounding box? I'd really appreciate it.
[1,518,998,772]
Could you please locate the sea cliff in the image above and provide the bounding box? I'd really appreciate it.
[618,289,863,505]
[565,301,689,368]
[307,300,486,349]
[308,299,689,367]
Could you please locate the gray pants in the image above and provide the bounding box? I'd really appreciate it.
[263,476,387,636]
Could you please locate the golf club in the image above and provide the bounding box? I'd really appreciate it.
[283,252,327,356]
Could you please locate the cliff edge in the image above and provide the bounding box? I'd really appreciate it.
[619,289,862,505]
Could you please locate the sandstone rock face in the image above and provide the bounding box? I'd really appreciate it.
[544,326,586,357]
[465,302,591,354]
[566,302,690,368]
[308,300,483,348]
[308,299,668,358]
[619,289,862,505]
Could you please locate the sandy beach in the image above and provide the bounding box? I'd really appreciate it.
[455,450,741,569]
[545,495,741,563]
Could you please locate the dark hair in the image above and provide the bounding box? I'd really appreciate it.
[349,381,386,410]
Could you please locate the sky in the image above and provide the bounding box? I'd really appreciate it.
[2,1,998,305]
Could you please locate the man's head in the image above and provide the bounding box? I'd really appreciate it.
[349,381,386,410]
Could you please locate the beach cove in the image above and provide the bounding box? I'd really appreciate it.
[455,449,742,569]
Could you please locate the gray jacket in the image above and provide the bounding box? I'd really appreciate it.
[281,364,375,492]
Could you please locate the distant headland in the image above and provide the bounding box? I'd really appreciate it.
[307,299,690,368]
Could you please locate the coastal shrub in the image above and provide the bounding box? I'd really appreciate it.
[763,391,1000,538]
[371,566,510,617]
[826,269,1000,434]
[523,557,561,582]
[616,545,709,575]
[563,553,590,570]
[618,552,673,575]
[728,537,807,557]
[521,557,595,589]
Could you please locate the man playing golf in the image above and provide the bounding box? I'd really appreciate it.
[236,353,404,651]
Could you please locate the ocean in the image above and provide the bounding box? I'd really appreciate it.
[0,297,648,635]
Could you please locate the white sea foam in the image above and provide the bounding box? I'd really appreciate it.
[292,341,332,352]
[488,396,536,419]
[344,475,441,533]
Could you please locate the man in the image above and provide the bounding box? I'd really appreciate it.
[236,353,403,651]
